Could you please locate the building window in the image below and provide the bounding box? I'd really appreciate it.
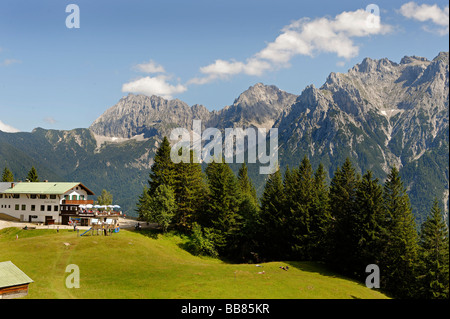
[47,205,51,211]
[50,195,56,199]
[30,194,37,199]
[39,195,46,199]
[21,204,26,210]
[13,194,20,199]
[40,205,45,211]
[72,195,78,200]
[15,204,19,210]
[0,194,3,198]
[54,205,58,212]
[31,205,36,211]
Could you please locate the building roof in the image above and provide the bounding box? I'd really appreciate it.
[1,182,95,195]
[0,261,33,288]
[0,182,11,193]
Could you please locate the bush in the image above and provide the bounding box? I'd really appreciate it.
[186,223,219,258]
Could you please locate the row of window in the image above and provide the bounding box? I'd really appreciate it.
[14,204,59,212]
[0,194,85,200]
[64,195,85,200]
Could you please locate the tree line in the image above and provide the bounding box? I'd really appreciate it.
[137,136,448,299]
[2,165,39,182]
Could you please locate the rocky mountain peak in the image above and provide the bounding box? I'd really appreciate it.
[400,55,429,65]
[352,56,398,74]
[233,82,294,108]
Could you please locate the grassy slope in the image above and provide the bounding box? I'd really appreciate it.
[0,228,388,299]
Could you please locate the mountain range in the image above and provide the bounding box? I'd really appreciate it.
[1,51,448,222]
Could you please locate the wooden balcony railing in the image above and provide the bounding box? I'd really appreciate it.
[62,200,94,205]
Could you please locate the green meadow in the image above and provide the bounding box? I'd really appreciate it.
[0,227,388,299]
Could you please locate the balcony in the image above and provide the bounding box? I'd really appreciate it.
[62,199,94,205]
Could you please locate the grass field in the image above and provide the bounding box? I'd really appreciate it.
[0,227,389,299]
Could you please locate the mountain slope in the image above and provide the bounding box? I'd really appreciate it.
[275,52,449,221]
[0,52,448,221]
[90,83,298,137]
[0,227,389,299]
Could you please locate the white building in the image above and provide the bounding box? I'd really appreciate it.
[0,182,94,225]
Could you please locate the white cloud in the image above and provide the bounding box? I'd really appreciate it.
[191,8,392,85]
[399,2,449,35]
[43,117,57,125]
[123,60,186,99]
[187,58,271,84]
[0,120,20,133]
[122,75,187,99]
[1,58,21,66]
[134,60,165,73]
[125,9,392,94]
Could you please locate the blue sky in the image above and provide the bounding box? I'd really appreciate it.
[0,0,448,133]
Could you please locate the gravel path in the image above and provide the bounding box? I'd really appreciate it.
[0,217,143,231]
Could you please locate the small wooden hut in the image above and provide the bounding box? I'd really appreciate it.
[0,261,33,299]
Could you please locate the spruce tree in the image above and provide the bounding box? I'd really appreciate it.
[1,166,14,182]
[202,159,242,256]
[327,158,359,274]
[148,136,176,195]
[260,168,288,261]
[236,162,261,262]
[353,171,387,280]
[136,186,151,220]
[26,166,39,182]
[288,156,315,260]
[145,184,177,233]
[172,150,206,232]
[381,166,419,298]
[237,162,258,206]
[418,199,449,299]
[310,163,332,261]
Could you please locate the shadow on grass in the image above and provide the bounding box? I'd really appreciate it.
[284,260,386,296]
[133,228,161,239]
[283,261,340,279]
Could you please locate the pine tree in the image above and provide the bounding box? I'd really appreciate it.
[1,166,14,182]
[353,170,387,280]
[309,163,332,261]
[172,150,206,232]
[288,156,315,260]
[136,186,151,220]
[26,166,39,182]
[418,199,449,299]
[144,184,177,233]
[259,168,288,261]
[202,159,242,256]
[381,166,419,298]
[327,158,359,274]
[148,136,176,195]
[237,162,258,206]
[236,162,261,262]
